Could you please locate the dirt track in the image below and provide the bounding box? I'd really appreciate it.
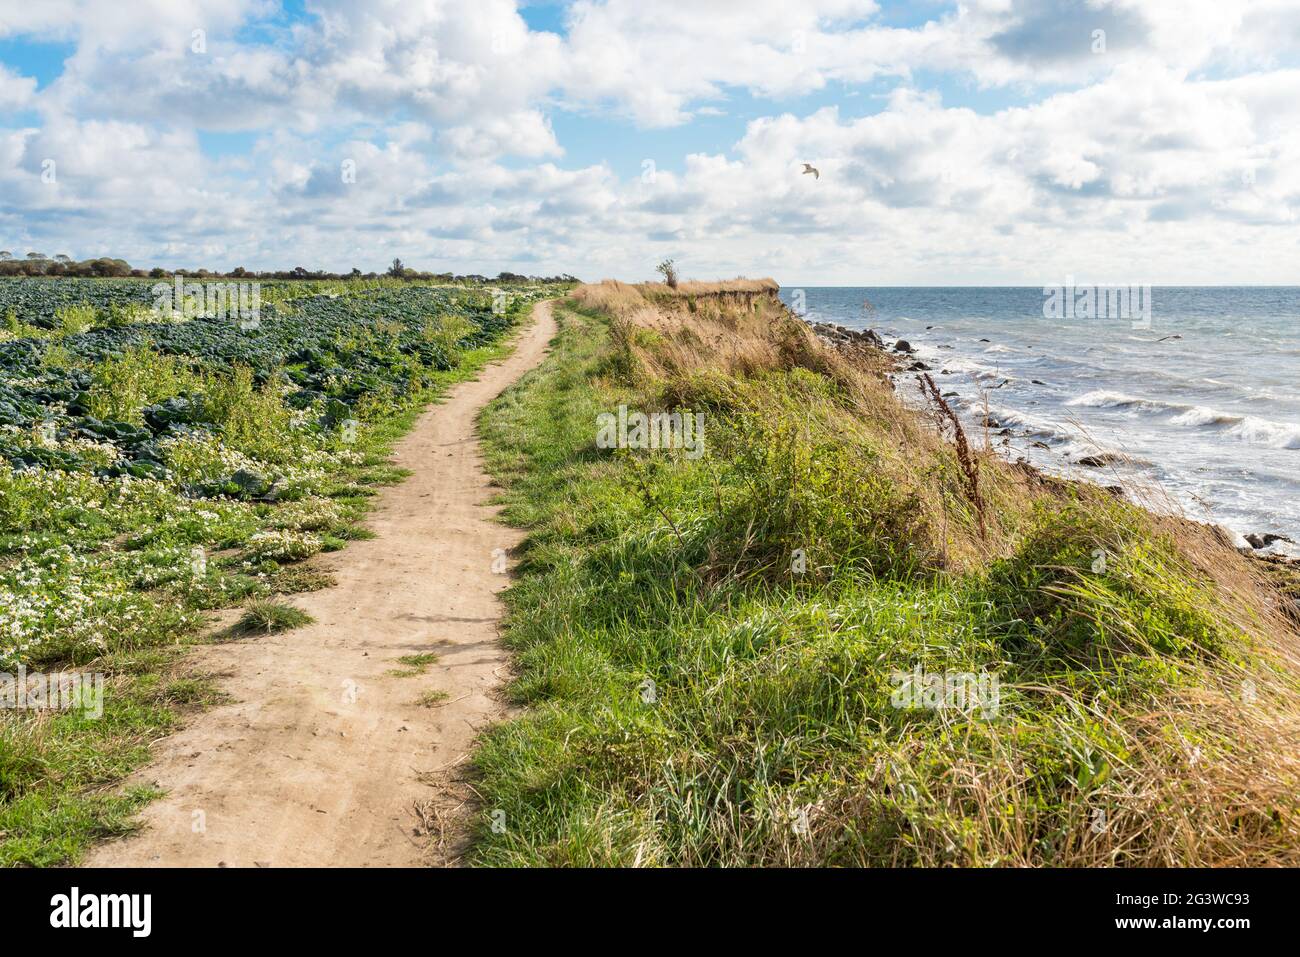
[85,300,557,868]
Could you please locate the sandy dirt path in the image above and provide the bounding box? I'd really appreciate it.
[85,300,556,868]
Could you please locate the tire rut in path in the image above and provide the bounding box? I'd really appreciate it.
[85,300,558,868]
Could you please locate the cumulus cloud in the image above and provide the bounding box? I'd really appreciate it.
[0,0,1298,280]
[441,110,562,161]
[0,0,272,49]
[0,63,35,109]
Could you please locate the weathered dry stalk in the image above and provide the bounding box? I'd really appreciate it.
[919,372,987,539]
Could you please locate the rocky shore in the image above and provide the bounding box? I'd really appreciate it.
[799,315,1300,571]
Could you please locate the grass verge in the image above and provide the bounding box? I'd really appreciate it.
[472,289,1300,867]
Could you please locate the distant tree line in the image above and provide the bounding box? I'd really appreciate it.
[0,250,578,284]
[0,251,136,278]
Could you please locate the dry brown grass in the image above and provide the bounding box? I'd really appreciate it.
[572,279,1051,571]
[779,682,1300,867]
[575,276,779,304]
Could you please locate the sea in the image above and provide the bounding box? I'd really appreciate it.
[778,286,1300,555]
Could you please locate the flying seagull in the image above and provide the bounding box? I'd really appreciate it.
[802,163,820,180]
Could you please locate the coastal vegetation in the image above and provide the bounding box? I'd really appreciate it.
[474,279,1300,866]
[4,270,1296,869]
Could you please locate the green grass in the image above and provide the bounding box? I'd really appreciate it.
[388,653,439,677]
[267,565,337,595]
[234,600,315,635]
[469,299,1300,867]
[0,647,220,866]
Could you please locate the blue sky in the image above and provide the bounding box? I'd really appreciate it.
[1,0,1297,282]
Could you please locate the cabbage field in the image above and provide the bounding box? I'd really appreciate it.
[0,277,561,864]
[0,277,162,329]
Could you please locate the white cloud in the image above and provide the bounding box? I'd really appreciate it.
[441,110,562,161]
[0,0,272,49]
[0,64,35,108]
[2,0,1299,280]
